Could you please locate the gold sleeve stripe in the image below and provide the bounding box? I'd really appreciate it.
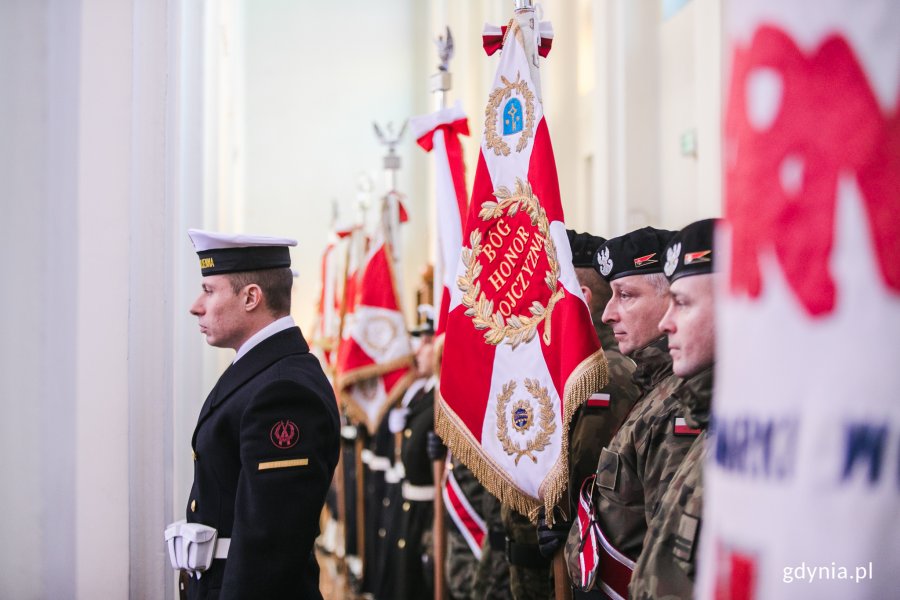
[258,458,309,471]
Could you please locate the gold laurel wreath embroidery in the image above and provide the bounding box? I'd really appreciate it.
[484,71,536,156]
[457,177,564,349]
[495,379,557,465]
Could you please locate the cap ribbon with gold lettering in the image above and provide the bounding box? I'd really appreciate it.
[188,228,298,276]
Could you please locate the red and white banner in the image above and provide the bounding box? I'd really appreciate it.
[436,10,608,521]
[335,230,415,435]
[697,2,899,598]
[409,101,470,339]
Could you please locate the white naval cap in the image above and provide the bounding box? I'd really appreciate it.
[188,228,298,276]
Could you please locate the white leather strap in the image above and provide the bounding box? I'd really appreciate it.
[215,537,230,559]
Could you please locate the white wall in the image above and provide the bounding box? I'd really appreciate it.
[237,0,428,329]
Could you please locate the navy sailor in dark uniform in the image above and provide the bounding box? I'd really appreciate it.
[176,229,340,599]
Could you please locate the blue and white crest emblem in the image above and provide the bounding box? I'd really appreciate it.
[664,242,681,277]
[485,73,535,156]
[503,98,524,135]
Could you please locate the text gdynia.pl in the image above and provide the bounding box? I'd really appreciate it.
[783,562,873,584]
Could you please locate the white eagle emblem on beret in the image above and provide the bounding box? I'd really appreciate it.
[598,247,613,277]
[664,242,682,277]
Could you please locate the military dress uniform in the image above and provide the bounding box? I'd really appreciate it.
[362,412,396,597]
[187,327,340,599]
[394,378,438,599]
[180,230,341,600]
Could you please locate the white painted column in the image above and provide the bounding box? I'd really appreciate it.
[0,0,198,597]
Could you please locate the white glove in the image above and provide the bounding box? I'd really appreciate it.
[388,407,409,434]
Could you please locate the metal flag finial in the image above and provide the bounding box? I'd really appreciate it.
[435,26,454,72]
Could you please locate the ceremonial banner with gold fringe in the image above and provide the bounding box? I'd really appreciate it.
[696,2,900,598]
[436,9,608,522]
[335,225,415,435]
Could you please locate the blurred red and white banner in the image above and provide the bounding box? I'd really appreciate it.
[698,2,899,598]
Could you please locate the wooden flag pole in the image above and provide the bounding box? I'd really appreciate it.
[355,433,366,579]
[553,552,572,600]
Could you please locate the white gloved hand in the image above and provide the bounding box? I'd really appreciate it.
[388,407,409,434]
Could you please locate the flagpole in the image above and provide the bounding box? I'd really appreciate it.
[337,181,371,588]
[429,25,454,600]
[373,120,406,295]
[509,5,570,597]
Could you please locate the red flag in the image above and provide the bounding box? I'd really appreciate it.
[409,101,470,340]
[436,11,608,521]
[335,228,415,434]
[697,2,900,598]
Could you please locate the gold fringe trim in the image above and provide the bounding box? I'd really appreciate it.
[435,348,609,525]
[435,391,542,522]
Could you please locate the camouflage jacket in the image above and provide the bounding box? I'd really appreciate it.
[446,459,490,600]
[629,366,713,600]
[473,490,513,600]
[567,324,641,517]
[500,503,550,600]
[593,337,695,561]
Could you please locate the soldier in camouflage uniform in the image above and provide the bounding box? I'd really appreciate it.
[503,231,642,600]
[473,491,513,600]
[588,227,699,596]
[501,504,548,600]
[629,219,719,600]
[565,231,643,515]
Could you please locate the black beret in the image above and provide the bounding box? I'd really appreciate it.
[593,226,676,281]
[567,230,607,268]
[663,218,719,282]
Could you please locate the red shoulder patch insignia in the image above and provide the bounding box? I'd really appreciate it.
[270,420,300,449]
